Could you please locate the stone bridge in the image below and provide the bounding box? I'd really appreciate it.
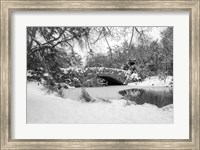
[84,67,131,85]
[61,67,132,86]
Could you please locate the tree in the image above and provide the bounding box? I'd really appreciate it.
[27,27,89,83]
[160,27,173,75]
[85,53,111,68]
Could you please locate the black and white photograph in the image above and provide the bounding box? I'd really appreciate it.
[27,26,173,124]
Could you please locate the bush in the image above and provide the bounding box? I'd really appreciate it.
[43,81,65,98]
[57,88,65,98]
[43,81,57,94]
[158,71,168,82]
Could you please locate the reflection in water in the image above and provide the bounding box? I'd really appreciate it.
[119,88,173,108]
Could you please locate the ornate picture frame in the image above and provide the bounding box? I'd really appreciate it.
[1,0,199,149]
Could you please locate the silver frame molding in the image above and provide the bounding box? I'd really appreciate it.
[0,0,199,149]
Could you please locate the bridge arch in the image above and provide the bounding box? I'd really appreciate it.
[97,75,124,85]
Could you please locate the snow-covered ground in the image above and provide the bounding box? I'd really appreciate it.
[128,76,173,87]
[27,79,173,124]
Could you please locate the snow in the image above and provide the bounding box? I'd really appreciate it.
[128,76,173,87]
[43,73,49,77]
[27,70,33,77]
[27,81,173,124]
[130,73,139,79]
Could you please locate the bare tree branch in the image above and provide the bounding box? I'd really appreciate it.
[127,27,134,50]
[90,28,103,44]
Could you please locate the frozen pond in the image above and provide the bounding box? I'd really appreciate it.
[119,87,173,108]
[63,85,173,108]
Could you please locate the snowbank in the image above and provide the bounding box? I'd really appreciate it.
[27,82,173,124]
[128,76,173,87]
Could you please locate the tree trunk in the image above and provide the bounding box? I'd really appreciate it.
[165,53,168,72]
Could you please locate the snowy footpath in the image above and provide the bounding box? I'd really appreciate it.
[27,76,173,124]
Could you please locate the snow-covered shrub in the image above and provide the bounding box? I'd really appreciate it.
[58,83,69,89]
[136,67,147,80]
[169,78,173,87]
[128,73,141,82]
[130,73,138,79]
[27,70,43,82]
[43,80,67,98]
[57,88,65,98]
[71,77,82,87]
[158,71,168,82]
[43,81,57,95]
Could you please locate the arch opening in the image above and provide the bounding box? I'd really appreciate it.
[97,76,124,86]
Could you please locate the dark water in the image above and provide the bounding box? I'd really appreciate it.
[119,88,173,108]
